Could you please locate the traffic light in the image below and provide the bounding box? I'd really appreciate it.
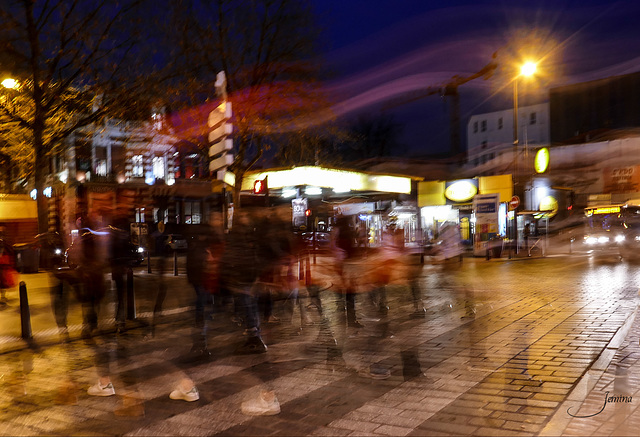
[254,179,267,195]
[305,209,312,217]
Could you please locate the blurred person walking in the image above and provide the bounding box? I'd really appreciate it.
[109,222,131,334]
[0,240,17,306]
[186,229,216,356]
[333,215,363,328]
[220,209,268,353]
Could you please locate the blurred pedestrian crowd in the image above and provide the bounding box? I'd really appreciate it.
[1,206,464,417]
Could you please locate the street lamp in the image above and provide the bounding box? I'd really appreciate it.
[1,78,17,89]
[513,61,537,154]
[512,61,537,254]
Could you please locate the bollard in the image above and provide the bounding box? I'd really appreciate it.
[126,268,136,320]
[19,281,32,339]
[305,253,312,287]
[312,233,317,265]
[299,255,304,281]
[173,250,178,276]
[147,250,152,274]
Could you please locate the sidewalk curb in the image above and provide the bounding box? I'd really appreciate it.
[539,302,639,436]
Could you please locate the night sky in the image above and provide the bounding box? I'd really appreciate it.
[312,0,640,157]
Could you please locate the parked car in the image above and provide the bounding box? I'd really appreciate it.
[164,234,188,252]
[33,232,65,269]
[300,232,331,251]
[65,227,144,269]
[12,232,66,272]
[129,244,145,266]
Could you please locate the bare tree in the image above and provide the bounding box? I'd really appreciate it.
[0,0,155,233]
[164,0,330,206]
[337,114,405,162]
[273,125,348,167]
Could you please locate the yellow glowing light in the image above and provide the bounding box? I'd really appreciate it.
[521,62,537,77]
[590,206,621,215]
[242,166,411,194]
[538,195,558,218]
[534,147,549,173]
[1,78,17,89]
[444,180,477,202]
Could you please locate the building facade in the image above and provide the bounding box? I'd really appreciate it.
[39,111,215,248]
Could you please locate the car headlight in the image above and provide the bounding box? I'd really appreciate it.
[598,236,609,244]
[615,235,625,243]
[585,237,598,245]
[55,249,62,255]
[138,247,145,253]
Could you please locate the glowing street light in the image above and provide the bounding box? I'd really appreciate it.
[1,78,17,89]
[513,60,538,155]
[520,61,537,77]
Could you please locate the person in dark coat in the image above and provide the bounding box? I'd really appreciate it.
[220,210,268,353]
[109,224,131,333]
[186,230,215,355]
[334,215,362,328]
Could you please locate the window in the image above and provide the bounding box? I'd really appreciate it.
[96,160,107,176]
[184,201,202,225]
[151,113,163,131]
[132,155,143,177]
[481,140,487,149]
[481,120,487,132]
[153,208,168,224]
[153,155,165,179]
[473,122,478,133]
[498,117,503,130]
[530,112,537,125]
[135,208,145,223]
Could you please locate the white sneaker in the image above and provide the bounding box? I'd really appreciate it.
[169,385,199,402]
[87,381,115,397]
[241,390,281,416]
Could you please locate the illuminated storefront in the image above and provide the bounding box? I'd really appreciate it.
[418,175,513,249]
[241,166,420,246]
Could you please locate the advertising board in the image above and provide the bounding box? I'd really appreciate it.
[473,193,499,256]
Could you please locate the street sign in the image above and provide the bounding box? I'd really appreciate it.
[509,195,520,210]
[208,71,233,180]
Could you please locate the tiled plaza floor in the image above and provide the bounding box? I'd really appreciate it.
[1,251,638,436]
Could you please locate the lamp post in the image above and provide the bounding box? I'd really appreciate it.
[512,61,537,254]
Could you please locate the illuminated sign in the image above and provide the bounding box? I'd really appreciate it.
[587,206,621,216]
[444,179,478,202]
[538,195,558,218]
[291,198,307,228]
[242,166,412,194]
[534,148,550,173]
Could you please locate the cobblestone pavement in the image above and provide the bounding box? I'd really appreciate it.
[0,252,639,436]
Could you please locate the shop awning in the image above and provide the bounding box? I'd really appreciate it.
[0,199,37,220]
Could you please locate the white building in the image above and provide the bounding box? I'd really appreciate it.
[464,103,550,175]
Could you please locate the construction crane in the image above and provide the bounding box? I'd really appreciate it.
[383,53,498,162]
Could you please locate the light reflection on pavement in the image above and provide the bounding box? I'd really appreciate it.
[0,254,638,436]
